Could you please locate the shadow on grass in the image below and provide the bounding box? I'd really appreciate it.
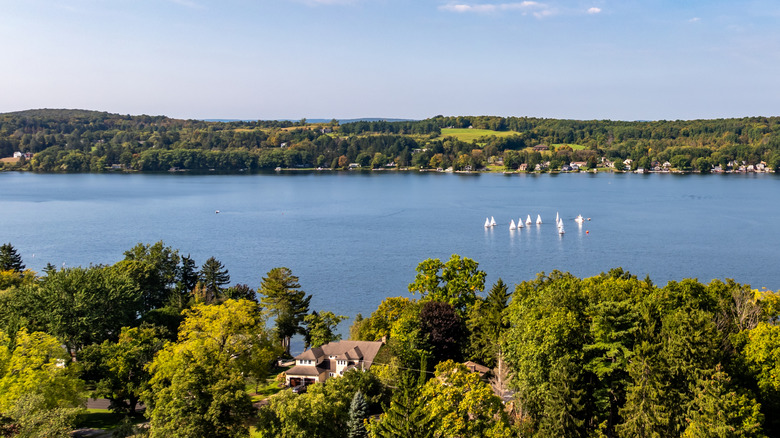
[76,409,146,431]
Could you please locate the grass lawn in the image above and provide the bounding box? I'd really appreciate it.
[246,366,290,402]
[440,128,520,143]
[551,143,587,150]
[76,409,146,430]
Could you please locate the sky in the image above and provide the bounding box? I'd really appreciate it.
[1,0,779,121]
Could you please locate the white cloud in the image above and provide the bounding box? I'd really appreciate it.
[689,17,701,23]
[439,1,550,15]
[587,7,601,14]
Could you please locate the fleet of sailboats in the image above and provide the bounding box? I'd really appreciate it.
[482,213,586,235]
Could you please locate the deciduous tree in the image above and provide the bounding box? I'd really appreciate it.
[408,254,485,316]
[144,299,278,438]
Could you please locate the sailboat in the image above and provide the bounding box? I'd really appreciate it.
[517,218,524,228]
[556,212,559,223]
[509,219,517,230]
[484,217,491,228]
[558,222,565,234]
[490,216,497,227]
[525,215,532,226]
[575,214,584,224]
[536,214,542,225]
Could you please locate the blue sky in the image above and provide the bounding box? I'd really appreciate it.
[1,0,778,120]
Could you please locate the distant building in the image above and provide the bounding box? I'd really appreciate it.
[533,145,549,152]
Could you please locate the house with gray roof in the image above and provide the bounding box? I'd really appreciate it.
[285,340,384,387]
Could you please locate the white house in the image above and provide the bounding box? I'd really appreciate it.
[285,340,384,387]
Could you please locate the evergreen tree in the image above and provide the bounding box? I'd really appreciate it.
[617,342,671,438]
[467,278,510,367]
[371,371,433,438]
[538,356,586,438]
[0,243,25,272]
[347,391,369,438]
[174,254,198,306]
[258,267,311,354]
[682,367,765,438]
[199,257,229,303]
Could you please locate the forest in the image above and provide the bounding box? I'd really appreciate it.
[1,109,780,173]
[0,243,778,437]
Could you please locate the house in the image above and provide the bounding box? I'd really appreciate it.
[533,145,549,152]
[518,163,528,171]
[571,161,587,169]
[348,163,360,169]
[285,340,384,387]
[13,152,22,158]
[623,159,633,168]
[463,361,491,378]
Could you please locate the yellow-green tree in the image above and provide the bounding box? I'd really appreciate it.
[0,328,84,437]
[144,299,280,438]
[419,360,514,438]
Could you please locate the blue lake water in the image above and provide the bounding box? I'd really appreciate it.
[1,171,779,329]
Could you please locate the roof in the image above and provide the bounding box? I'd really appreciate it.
[294,340,383,368]
[286,365,326,377]
[296,346,324,361]
[463,361,491,375]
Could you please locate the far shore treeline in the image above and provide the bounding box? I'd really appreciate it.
[1,109,779,173]
[1,241,779,437]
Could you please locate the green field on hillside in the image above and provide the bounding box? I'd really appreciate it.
[440,128,520,142]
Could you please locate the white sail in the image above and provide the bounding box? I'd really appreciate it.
[559,224,565,234]
[517,218,524,228]
[490,216,497,227]
[484,217,490,228]
[526,215,532,225]
[536,214,542,225]
[575,214,584,224]
[509,219,516,230]
[556,212,559,223]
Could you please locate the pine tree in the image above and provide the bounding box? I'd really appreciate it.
[259,267,311,354]
[0,243,25,272]
[347,391,369,438]
[617,343,670,438]
[372,360,433,438]
[682,367,765,438]
[199,257,229,303]
[174,254,198,306]
[372,385,433,438]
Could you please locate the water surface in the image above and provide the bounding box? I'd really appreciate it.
[2,171,778,325]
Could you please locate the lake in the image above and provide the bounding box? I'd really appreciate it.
[1,171,779,333]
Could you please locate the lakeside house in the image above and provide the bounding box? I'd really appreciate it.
[285,340,384,387]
